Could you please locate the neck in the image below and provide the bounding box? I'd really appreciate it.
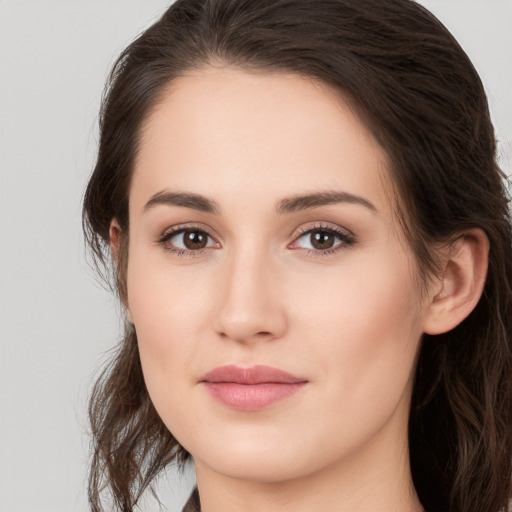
[193,399,424,512]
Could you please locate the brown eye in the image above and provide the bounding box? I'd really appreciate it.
[309,230,336,250]
[182,229,208,249]
[290,225,354,254]
[160,227,217,253]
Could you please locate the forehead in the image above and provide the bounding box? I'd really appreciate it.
[131,65,393,216]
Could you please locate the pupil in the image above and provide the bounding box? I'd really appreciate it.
[311,230,334,250]
[184,230,207,249]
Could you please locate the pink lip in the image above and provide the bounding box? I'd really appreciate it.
[200,365,308,411]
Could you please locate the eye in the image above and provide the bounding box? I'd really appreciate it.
[290,225,355,254]
[159,226,219,254]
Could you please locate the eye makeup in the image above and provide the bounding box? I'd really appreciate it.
[157,221,357,258]
[157,223,220,257]
[288,222,356,256]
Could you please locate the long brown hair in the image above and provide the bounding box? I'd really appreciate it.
[83,1,512,511]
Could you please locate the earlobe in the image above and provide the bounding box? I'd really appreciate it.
[125,308,134,324]
[423,228,489,335]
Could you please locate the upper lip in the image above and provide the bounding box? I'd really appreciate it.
[200,365,307,384]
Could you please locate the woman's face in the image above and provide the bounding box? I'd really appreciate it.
[125,66,432,484]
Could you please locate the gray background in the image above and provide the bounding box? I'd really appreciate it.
[0,1,510,511]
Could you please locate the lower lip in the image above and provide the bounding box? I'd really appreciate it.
[203,382,307,411]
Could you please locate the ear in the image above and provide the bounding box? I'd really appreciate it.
[109,219,133,324]
[109,218,122,261]
[423,228,489,335]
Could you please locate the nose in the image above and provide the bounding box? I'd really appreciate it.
[213,248,287,344]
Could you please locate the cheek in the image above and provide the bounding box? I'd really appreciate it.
[125,245,214,410]
[291,242,420,336]
[127,233,215,334]
[290,246,423,420]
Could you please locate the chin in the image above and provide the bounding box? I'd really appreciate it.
[188,425,350,485]
[200,449,312,483]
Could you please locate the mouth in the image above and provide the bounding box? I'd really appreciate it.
[199,365,308,411]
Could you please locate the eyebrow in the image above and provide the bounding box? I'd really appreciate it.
[276,190,377,214]
[143,191,220,214]
[142,189,377,215]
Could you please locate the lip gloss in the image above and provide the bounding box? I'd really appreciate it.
[200,365,308,411]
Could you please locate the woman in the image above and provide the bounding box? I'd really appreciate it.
[82,1,512,511]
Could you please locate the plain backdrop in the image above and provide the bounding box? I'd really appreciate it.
[0,1,510,511]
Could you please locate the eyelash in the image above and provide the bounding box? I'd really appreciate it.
[157,223,356,257]
[158,223,218,258]
[291,223,356,256]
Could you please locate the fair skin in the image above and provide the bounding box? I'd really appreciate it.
[110,65,488,512]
